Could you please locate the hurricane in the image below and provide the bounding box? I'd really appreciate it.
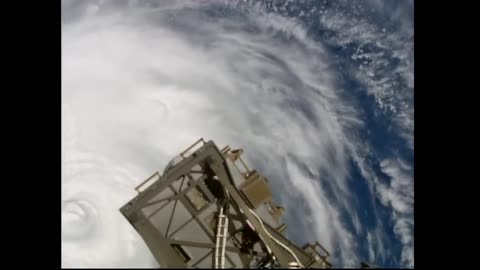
[61,0,413,268]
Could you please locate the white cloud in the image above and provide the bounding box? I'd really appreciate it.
[379,158,414,266]
[319,9,414,151]
[347,141,414,267]
[62,1,412,268]
[349,149,413,266]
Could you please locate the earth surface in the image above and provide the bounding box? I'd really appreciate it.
[61,0,414,268]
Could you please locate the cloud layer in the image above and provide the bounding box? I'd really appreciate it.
[62,1,413,267]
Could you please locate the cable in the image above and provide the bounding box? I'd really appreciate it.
[248,208,304,268]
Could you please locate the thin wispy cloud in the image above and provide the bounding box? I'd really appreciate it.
[62,0,413,268]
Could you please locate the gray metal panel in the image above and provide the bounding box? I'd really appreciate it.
[148,201,175,236]
[173,218,212,243]
[183,246,212,267]
[167,202,193,238]
[193,252,214,268]
[141,188,174,217]
[134,220,187,268]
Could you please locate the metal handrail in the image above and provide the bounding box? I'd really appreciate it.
[180,138,206,159]
[135,172,160,193]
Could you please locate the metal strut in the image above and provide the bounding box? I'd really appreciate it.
[214,206,229,269]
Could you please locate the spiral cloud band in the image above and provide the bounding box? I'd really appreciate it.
[62,1,413,267]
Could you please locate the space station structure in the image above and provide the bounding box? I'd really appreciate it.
[120,138,333,268]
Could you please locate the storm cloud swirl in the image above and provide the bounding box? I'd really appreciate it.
[62,0,413,268]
